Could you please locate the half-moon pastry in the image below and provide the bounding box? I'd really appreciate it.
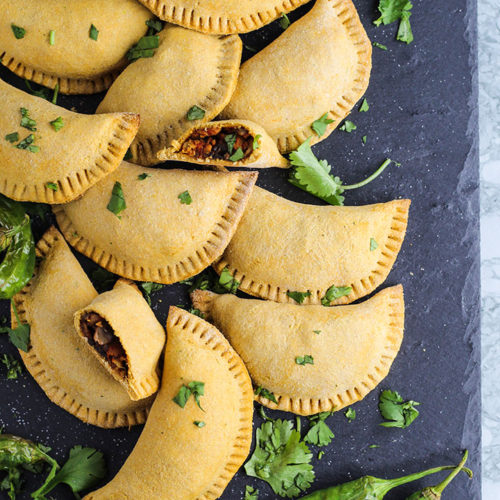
[0,79,139,203]
[96,26,242,165]
[214,186,410,305]
[74,279,165,401]
[0,0,152,94]
[84,306,253,500]
[12,227,152,428]
[53,162,257,284]
[221,0,372,153]
[192,286,404,415]
[157,119,288,168]
[136,0,311,34]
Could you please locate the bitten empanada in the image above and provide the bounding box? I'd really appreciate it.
[53,162,257,284]
[222,0,372,153]
[0,0,151,94]
[84,307,253,500]
[96,26,241,165]
[0,79,139,203]
[157,119,288,168]
[12,227,152,428]
[192,286,404,415]
[214,187,410,305]
[74,279,165,401]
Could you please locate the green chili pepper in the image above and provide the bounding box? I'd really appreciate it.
[0,194,36,300]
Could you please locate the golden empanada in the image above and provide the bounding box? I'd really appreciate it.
[157,119,288,168]
[221,0,372,153]
[12,227,152,428]
[192,286,404,415]
[74,279,165,401]
[96,26,241,165]
[0,79,139,203]
[214,187,410,305]
[84,306,253,500]
[53,162,257,284]
[0,0,151,94]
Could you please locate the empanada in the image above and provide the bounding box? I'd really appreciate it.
[53,162,257,284]
[157,119,288,168]
[192,286,404,415]
[0,0,152,94]
[0,79,139,203]
[84,307,253,500]
[214,187,410,305]
[12,227,152,428]
[96,26,241,165]
[221,0,372,153]
[74,279,165,401]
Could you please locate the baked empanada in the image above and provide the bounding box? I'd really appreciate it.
[221,0,372,153]
[214,186,410,305]
[96,26,241,165]
[0,79,139,203]
[74,279,165,401]
[157,119,288,168]
[192,286,404,415]
[53,162,257,284]
[0,0,151,94]
[84,307,253,500]
[12,227,152,428]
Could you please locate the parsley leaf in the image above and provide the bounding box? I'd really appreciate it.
[186,105,205,121]
[137,173,151,180]
[340,120,357,132]
[379,389,420,428]
[279,13,291,30]
[286,291,311,304]
[45,182,58,191]
[11,24,25,39]
[126,35,159,61]
[359,99,369,112]
[0,302,30,352]
[254,386,278,404]
[89,24,99,41]
[224,133,237,154]
[106,181,126,218]
[295,355,314,366]
[219,267,240,293]
[321,285,352,306]
[178,190,192,205]
[311,113,334,137]
[370,237,379,251]
[49,116,64,131]
[1,354,23,379]
[374,0,414,44]
[253,134,262,150]
[20,108,37,131]
[140,282,164,305]
[173,381,205,410]
[373,41,388,50]
[5,133,19,143]
[345,408,356,422]
[229,147,245,162]
[245,485,259,500]
[304,412,334,447]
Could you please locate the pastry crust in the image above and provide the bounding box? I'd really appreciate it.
[0,79,139,203]
[0,0,151,94]
[221,0,372,153]
[192,286,404,415]
[84,307,253,500]
[12,227,152,428]
[97,26,242,166]
[136,0,312,34]
[53,162,257,284]
[214,186,410,305]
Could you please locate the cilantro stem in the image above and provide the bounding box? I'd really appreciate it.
[342,159,392,190]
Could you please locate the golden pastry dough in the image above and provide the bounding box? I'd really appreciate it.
[74,279,165,401]
[53,162,257,284]
[12,227,152,428]
[84,306,253,500]
[222,0,372,153]
[192,286,404,415]
[97,26,241,165]
[0,0,151,94]
[214,186,410,305]
[0,79,139,203]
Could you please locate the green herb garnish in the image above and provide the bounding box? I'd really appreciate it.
[193,421,205,428]
[295,355,314,366]
[340,120,357,132]
[312,113,334,137]
[49,116,64,131]
[321,285,352,306]
[140,282,164,305]
[318,450,325,460]
[145,18,163,34]
[305,412,334,447]
[16,134,39,153]
[186,105,205,121]
[0,302,30,352]
[11,25,25,39]
[253,134,262,150]
[245,485,259,499]
[229,147,244,162]
[106,181,126,218]
[359,99,369,112]
[49,30,55,46]
[126,35,159,61]
[373,41,388,50]
[89,24,99,41]
[45,182,58,192]
[173,381,205,410]
[374,0,414,44]
[178,190,192,205]
[379,389,420,428]
[362,135,367,144]
[279,13,291,30]
[286,291,311,304]
[219,267,239,293]
[345,408,356,422]
[20,108,36,131]
[1,354,23,379]
[224,133,236,154]
[5,133,19,143]
[254,386,278,404]
[313,330,321,335]
[138,173,151,180]
[370,237,378,251]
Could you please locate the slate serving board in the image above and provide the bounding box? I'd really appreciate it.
[0,1,480,499]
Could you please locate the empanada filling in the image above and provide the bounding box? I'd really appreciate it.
[179,126,254,161]
[80,312,128,379]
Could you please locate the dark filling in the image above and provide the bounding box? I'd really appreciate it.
[80,312,128,379]
[180,126,254,161]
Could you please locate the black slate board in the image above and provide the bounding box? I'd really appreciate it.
[0,1,480,499]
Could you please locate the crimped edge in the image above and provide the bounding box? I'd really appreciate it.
[53,171,258,284]
[12,226,151,428]
[214,199,411,305]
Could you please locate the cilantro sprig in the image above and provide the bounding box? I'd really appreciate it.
[304,412,334,447]
[254,386,278,404]
[378,389,420,428]
[374,0,414,44]
[173,381,205,410]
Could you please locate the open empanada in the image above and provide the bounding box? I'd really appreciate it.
[192,286,404,415]
[0,0,151,94]
[221,0,372,153]
[214,187,410,305]
[74,279,165,401]
[84,307,253,500]
[96,26,241,165]
[0,79,139,203]
[157,119,288,168]
[53,162,257,284]
[12,227,152,428]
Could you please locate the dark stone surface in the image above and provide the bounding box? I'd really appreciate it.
[0,0,480,499]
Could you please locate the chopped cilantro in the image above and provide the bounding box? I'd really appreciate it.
[1,354,23,379]
[362,135,367,144]
[286,291,311,304]
[51,83,59,104]
[374,0,414,44]
[178,190,192,205]
[0,302,30,352]
[49,30,55,46]
[373,41,388,50]
[173,381,205,410]
[279,13,291,30]
[295,355,314,366]
[126,35,159,61]
[140,282,164,305]
[45,182,58,191]
[138,173,151,180]
[24,80,49,100]
[20,108,36,131]
[16,134,39,153]
[304,412,334,447]
[224,133,236,154]
[186,105,205,121]
[312,113,334,137]
[369,444,380,449]
[5,132,19,143]
[313,330,321,335]
[318,451,325,460]
[145,18,163,34]
[379,389,420,428]
[229,147,244,162]
[89,24,99,41]
[254,386,278,404]
[49,116,64,131]
[253,134,262,150]
[219,267,240,293]
[11,24,25,39]
[193,421,205,428]
[370,237,379,251]
[359,99,369,112]
[340,120,357,132]
[106,181,126,218]
[345,408,356,422]
[245,485,259,500]
[321,285,352,306]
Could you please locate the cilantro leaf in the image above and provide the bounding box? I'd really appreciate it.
[379,389,420,428]
[49,116,64,131]
[279,13,291,30]
[107,181,126,218]
[224,134,237,154]
[245,485,259,500]
[253,134,262,150]
[318,451,325,460]
[311,113,334,137]
[397,10,414,44]
[359,99,369,112]
[5,133,19,143]
[178,190,192,205]
[295,355,314,366]
[145,18,164,35]
[138,173,151,180]
[45,182,58,192]
[186,105,205,121]
[193,421,205,428]
[20,108,37,131]
[321,285,352,306]
[16,134,39,153]
[373,41,388,50]
[0,303,30,352]
[374,0,414,44]
[126,35,159,61]
[1,354,23,379]
[370,237,379,251]
[313,330,321,335]
[229,147,245,162]
[362,135,367,144]
[219,267,239,293]
[140,282,164,305]
[345,408,356,422]
[11,25,25,39]
[286,291,311,304]
[89,24,99,41]
[173,381,205,410]
[340,120,357,133]
[254,386,278,404]
[304,412,334,447]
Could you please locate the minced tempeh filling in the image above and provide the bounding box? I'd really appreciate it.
[179,126,254,161]
[80,312,128,379]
